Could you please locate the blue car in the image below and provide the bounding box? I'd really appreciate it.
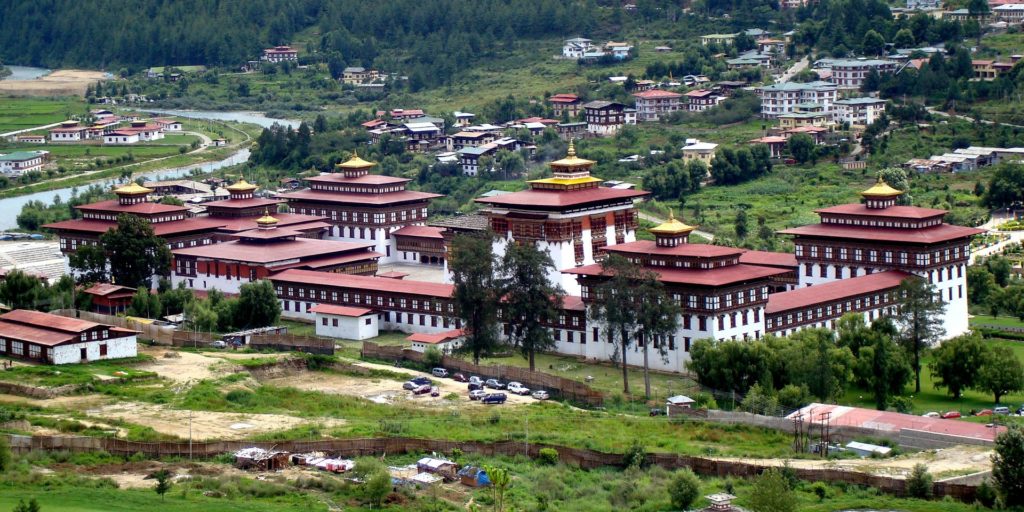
[411,376,431,386]
[482,393,507,405]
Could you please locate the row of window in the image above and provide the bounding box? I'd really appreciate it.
[276,285,454,314]
[767,292,895,330]
[796,244,968,265]
[821,215,942,229]
[294,207,428,224]
[311,184,406,194]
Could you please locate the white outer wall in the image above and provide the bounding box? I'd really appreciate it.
[170,272,243,295]
[51,336,138,365]
[281,300,452,335]
[410,340,458,354]
[314,312,378,340]
[325,225,401,263]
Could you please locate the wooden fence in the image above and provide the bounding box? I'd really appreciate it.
[250,334,334,355]
[6,434,977,502]
[361,342,604,405]
[52,309,176,344]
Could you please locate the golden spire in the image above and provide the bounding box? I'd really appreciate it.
[650,208,697,235]
[336,151,376,170]
[226,176,258,193]
[861,176,903,199]
[113,182,153,196]
[567,139,577,157]
[256,208,279,227]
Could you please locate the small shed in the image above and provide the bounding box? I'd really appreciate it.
[457,465,491,487]
[666,395,696,415]
[407,329,464,354]
[702,493,741,511]
[310,304,378,340]
[234,447,290,471]
[845,441,892,457]
[416,457,459,481]
[82,283,137,315]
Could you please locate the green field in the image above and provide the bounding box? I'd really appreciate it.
[971,314,1024,329]
[0,488,322,512]
[0,97,85,133]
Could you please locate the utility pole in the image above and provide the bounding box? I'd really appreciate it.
[189,409,193,461]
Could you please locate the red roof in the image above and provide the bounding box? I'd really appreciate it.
[172,238,375,264]
[562,295,585,311]
[684,89,714,98]
[633,89,683,99]
[605,241,743,259]
[309,304,374,317]
[750,136,788,143]
[271,269,454,298]
[407,329,464,344]
[787,403,1005,441]
[739,250,798,268]
[83,283,137,297]
[392,225,444,239]
[779,223,985,244]
[518,117,560,125]
[280,189,442,206]
[211,213,326,233]
[203,197,284,210]
[548,94,580,103]
[766,271,911,314]
[44,217,228,236]
[275,250,384,271]
[361,119,388,128]
[475,187,648,209]
[307,173,411,186]
[816,203,947,220]
[563,262,789,287]
[0,320,77,346]
[77,200,187,215]
[1,309,98,333]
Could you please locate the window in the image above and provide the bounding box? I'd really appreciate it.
[333,318,339,327]
[365,318,372,325]
[29,344,41,358]
[322,318,328,326]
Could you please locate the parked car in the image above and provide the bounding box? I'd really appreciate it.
[942,411,962,419]
[976,409,993,417]
[430,386,440,397]
[507,382,530,395]
[469,389,488,400]
[413,384,432,395]
[484,379,506,390]
[468,382,483,391]
[402,381,418,390]
[1017,405,1024,416]
[431,368,449,378]
[411,376,431,386]
[649,407,666,417]
[452,373,468,383]
[531,390,550,400]
[921,412,940,418]
[482,393,507,404]
[994,406,1010,415]
[468,376,483,386]
[211,340,227,349]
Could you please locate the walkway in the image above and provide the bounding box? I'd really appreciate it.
[776,56,809,84]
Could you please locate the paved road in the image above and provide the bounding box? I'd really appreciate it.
[926,107,1024,129]
[638,211,716,241]
[777,56,810,84]
[0,121,65,139]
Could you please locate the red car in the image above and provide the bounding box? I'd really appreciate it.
[942,411,962,419]
[452,373,468,383]
[975,409,993,417]
[413,384,432,395]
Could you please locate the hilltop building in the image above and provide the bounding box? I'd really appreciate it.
[474,141,649,294]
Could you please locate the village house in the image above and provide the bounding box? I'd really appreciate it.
[82,283,137,315]
[632,89,683,121]
[583,101,631,136]
[0,151,49,176]
[342,67,380,84]
[562,37,595,59]
[556,121,587,140]
[263,45,298,63]
[446,131,496,152]
[749,135,789,158]
[49,121,89,142]
[152,118,182,131]
[684,89,725,112]
[820,59,899,89]
[778,103,834,130]
[0,309,137,365]
[757,38,787,54]
[15,135,46,144]
[310,304,379,340]
[834,97,887,127]
[453,111,475,127]
[548,93,583,117]
[700,33,736,46]
[994,3,1024,23]
[682,140,719,164]
[756,81,838,118]
[727,50,775,69]
[407,329,464,354]
[103,121,165,145]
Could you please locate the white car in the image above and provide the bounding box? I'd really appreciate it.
[531,390,550,400]
[469,389,488,401]
[508,382,530,395]
[922,411,940,418]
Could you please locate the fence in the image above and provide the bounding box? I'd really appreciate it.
[6,434,977,502]
[51,309,177,344]
[250,334,334,355]
[361,342,604,405]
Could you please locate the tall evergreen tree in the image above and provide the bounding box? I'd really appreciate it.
[101,214,171,288]
[896,278,946,393]
[450,234,500,365]
[634,268,680,399]
[499,242,563,372]
[589,255,641,395]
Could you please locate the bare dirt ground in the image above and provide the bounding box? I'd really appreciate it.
[135,345,286,383]
[82,401,346,441]
[715,444,993,479]
[0,69,109,97]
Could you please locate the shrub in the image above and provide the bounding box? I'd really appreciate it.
[906,463,933,499]
[423,347,443,368]
[975,479,997,508]
[538,448,559,466]
[811,481,828,501]
[667,468,700,510]
[622,440,647,469]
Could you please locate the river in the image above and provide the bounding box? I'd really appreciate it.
[2,65,51,81]
[0,109,300,231]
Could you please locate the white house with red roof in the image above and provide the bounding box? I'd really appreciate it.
[474,141,649,294]
[310,304,378,340]
[407,329,464,354]
[263,45,298,63]
[632,89,683,121]
[0,309,137,365]
[103,121,164,144]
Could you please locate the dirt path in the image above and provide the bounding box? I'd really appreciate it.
[713,444,992,479]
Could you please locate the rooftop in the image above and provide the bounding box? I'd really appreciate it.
[779,223,985,244]
[766,270,911,314]
[172,238,376,264]
[271,269,454,298]
[564,262,789,287]
[309,304,374,317]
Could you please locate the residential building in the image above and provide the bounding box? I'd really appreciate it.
[778,103,833,130]
[0,309,137,364]
[170,212,381,293]
[474,141,649,294]
[407,329,464,354]
[684,89,724,112]
[907,0,940,8]
[49,121,89,142]
[583,101,628,135]
[310,304,379,340]
[682,140,719,164]
[700,33,736,46]
[821,59,899,89]
[278,154,442,263]
[263,45,298,63]
[563,38,595,58]
[342,67,380,84]
[391,225,446,266]
[632,89,683,121]
[556,122,588,140]
[834,97,887,126]
[548,93,583,117]
[453,111,475,127]
[779,178,984,337]
[757,38,787,54]
[446,131,496,152]
[102,121,165,145]
[749,136,789,158]
[994,3,1024,23]
[0,151,48,175]
[82,283,136,315]
[756,81,838,118]
[152,118,182,131]
[16,135,46,144]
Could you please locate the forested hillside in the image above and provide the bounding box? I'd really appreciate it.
[1,0,597,83]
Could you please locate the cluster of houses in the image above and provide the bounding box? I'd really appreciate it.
[561,38,634,61]
[0,150,49,176]
[46,110,182,145]
[904,145,1024,173]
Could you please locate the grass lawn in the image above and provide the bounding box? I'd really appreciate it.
[0,97,84,133]
[0,356,153,387]
[840,337,1024,419]
[970,314,1024,329]
[0,488,324,512]
[157,134,201,145]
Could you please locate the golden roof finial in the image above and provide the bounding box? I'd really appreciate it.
[567,139,576,158]
[861,175,903,199]
[650,210,697,236]
[256,208,279,226]
[668,208,676,221]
